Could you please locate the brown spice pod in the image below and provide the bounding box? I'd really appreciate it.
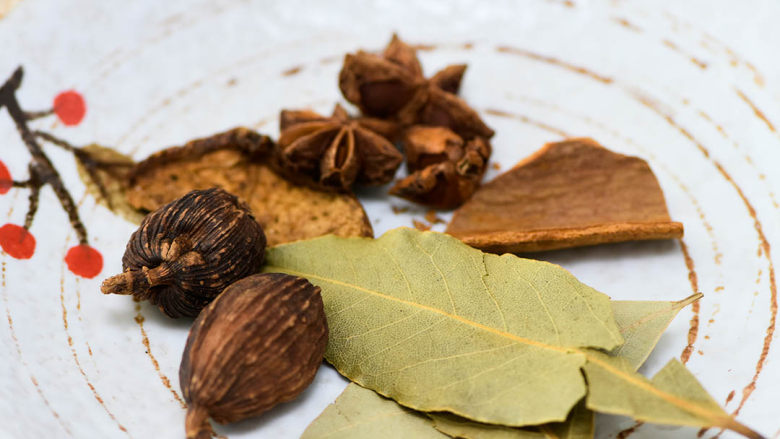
[180,273,328,439]
[277,105,403,190]
[339,50,421,118]
[446,138,684,253]
[339,35,472,122]
[382,33,424,79]
[429,63,467,95]
[396,86,495,140]
[124,127,373,246]
[403,125,464,172]
[391,128,491,209]
[101,188,267,318]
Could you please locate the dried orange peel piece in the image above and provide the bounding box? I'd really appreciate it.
[125,128,373,246]
[446,138,683,253]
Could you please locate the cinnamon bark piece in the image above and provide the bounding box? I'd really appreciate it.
[446,138,683,253]
[125,128,373,246]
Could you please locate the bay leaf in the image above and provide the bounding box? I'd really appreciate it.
[429,401,593,439]
[611,293,702,370]
[301,383,448,439]
[266,227,623,426]
[583,351,762,438]
[269,228,761,437]
[425,295,698,439]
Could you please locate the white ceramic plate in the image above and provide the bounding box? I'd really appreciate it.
[1,1,779,437]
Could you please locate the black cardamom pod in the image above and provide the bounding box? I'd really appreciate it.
[100,188,266,317]
[180,273,328,439]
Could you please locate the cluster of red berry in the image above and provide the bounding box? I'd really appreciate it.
[0,67,102,278]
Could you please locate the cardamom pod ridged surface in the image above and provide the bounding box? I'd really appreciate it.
[180,273,328,438]
[101,188,267,317]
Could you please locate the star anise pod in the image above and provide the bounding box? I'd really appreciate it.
[339,35,492,141]
[390,126,491,209]
[276,104,403,191]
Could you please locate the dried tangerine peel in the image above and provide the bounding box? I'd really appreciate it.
[75,144,144,224]
[125,128,373,246]
[446,138,683,253]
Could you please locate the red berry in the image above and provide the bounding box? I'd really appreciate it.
[0,224,35,259]
[53,90,86,126]
[65,244,103,278]
[0,160,11,195]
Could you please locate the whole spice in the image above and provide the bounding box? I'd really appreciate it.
[339,35,493,140]
[180,273,328,439]
[390,126,491,209]
[446,138,684,252]
[339,35,494,208]
[277,104,403,190]
[100,188,266,318]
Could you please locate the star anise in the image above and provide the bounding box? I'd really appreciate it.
[276,104,403,191]
[390,126,491,209]
[339,35,492,140]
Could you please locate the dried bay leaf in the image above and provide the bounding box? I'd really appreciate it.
[439,294,760,438]
[583,351,761,438]
[268,229,761,437]
[300,295,699,439]
[430,401,593,439]
[301,383,448,439]
[429,413,548,439]
[123,127,373,246]
[266,227,623,426]
[405,295,699,439]
[611,293,702,370]
[446,138,684,253]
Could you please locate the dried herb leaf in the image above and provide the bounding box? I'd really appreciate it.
[430,401,593,439]
[301,383,448,439]
[583,351,760,438]
[313,295,697,439]
[266,228,623,426]
[422,295,702,438]
[611,293,702,370]
[447,138,684,253]
[267,229,760,437]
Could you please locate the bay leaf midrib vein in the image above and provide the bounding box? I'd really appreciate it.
[266,267,737,430]
[266,266,570,353]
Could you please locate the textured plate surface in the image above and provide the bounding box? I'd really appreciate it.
[1,1,779,438]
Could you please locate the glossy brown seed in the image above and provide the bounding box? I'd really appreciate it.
[100,188,266,318]
[180,273,328,439]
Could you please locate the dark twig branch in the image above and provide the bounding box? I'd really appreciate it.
[33,130,130,209]
[24,109,53,120]
[0,66,90,245]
